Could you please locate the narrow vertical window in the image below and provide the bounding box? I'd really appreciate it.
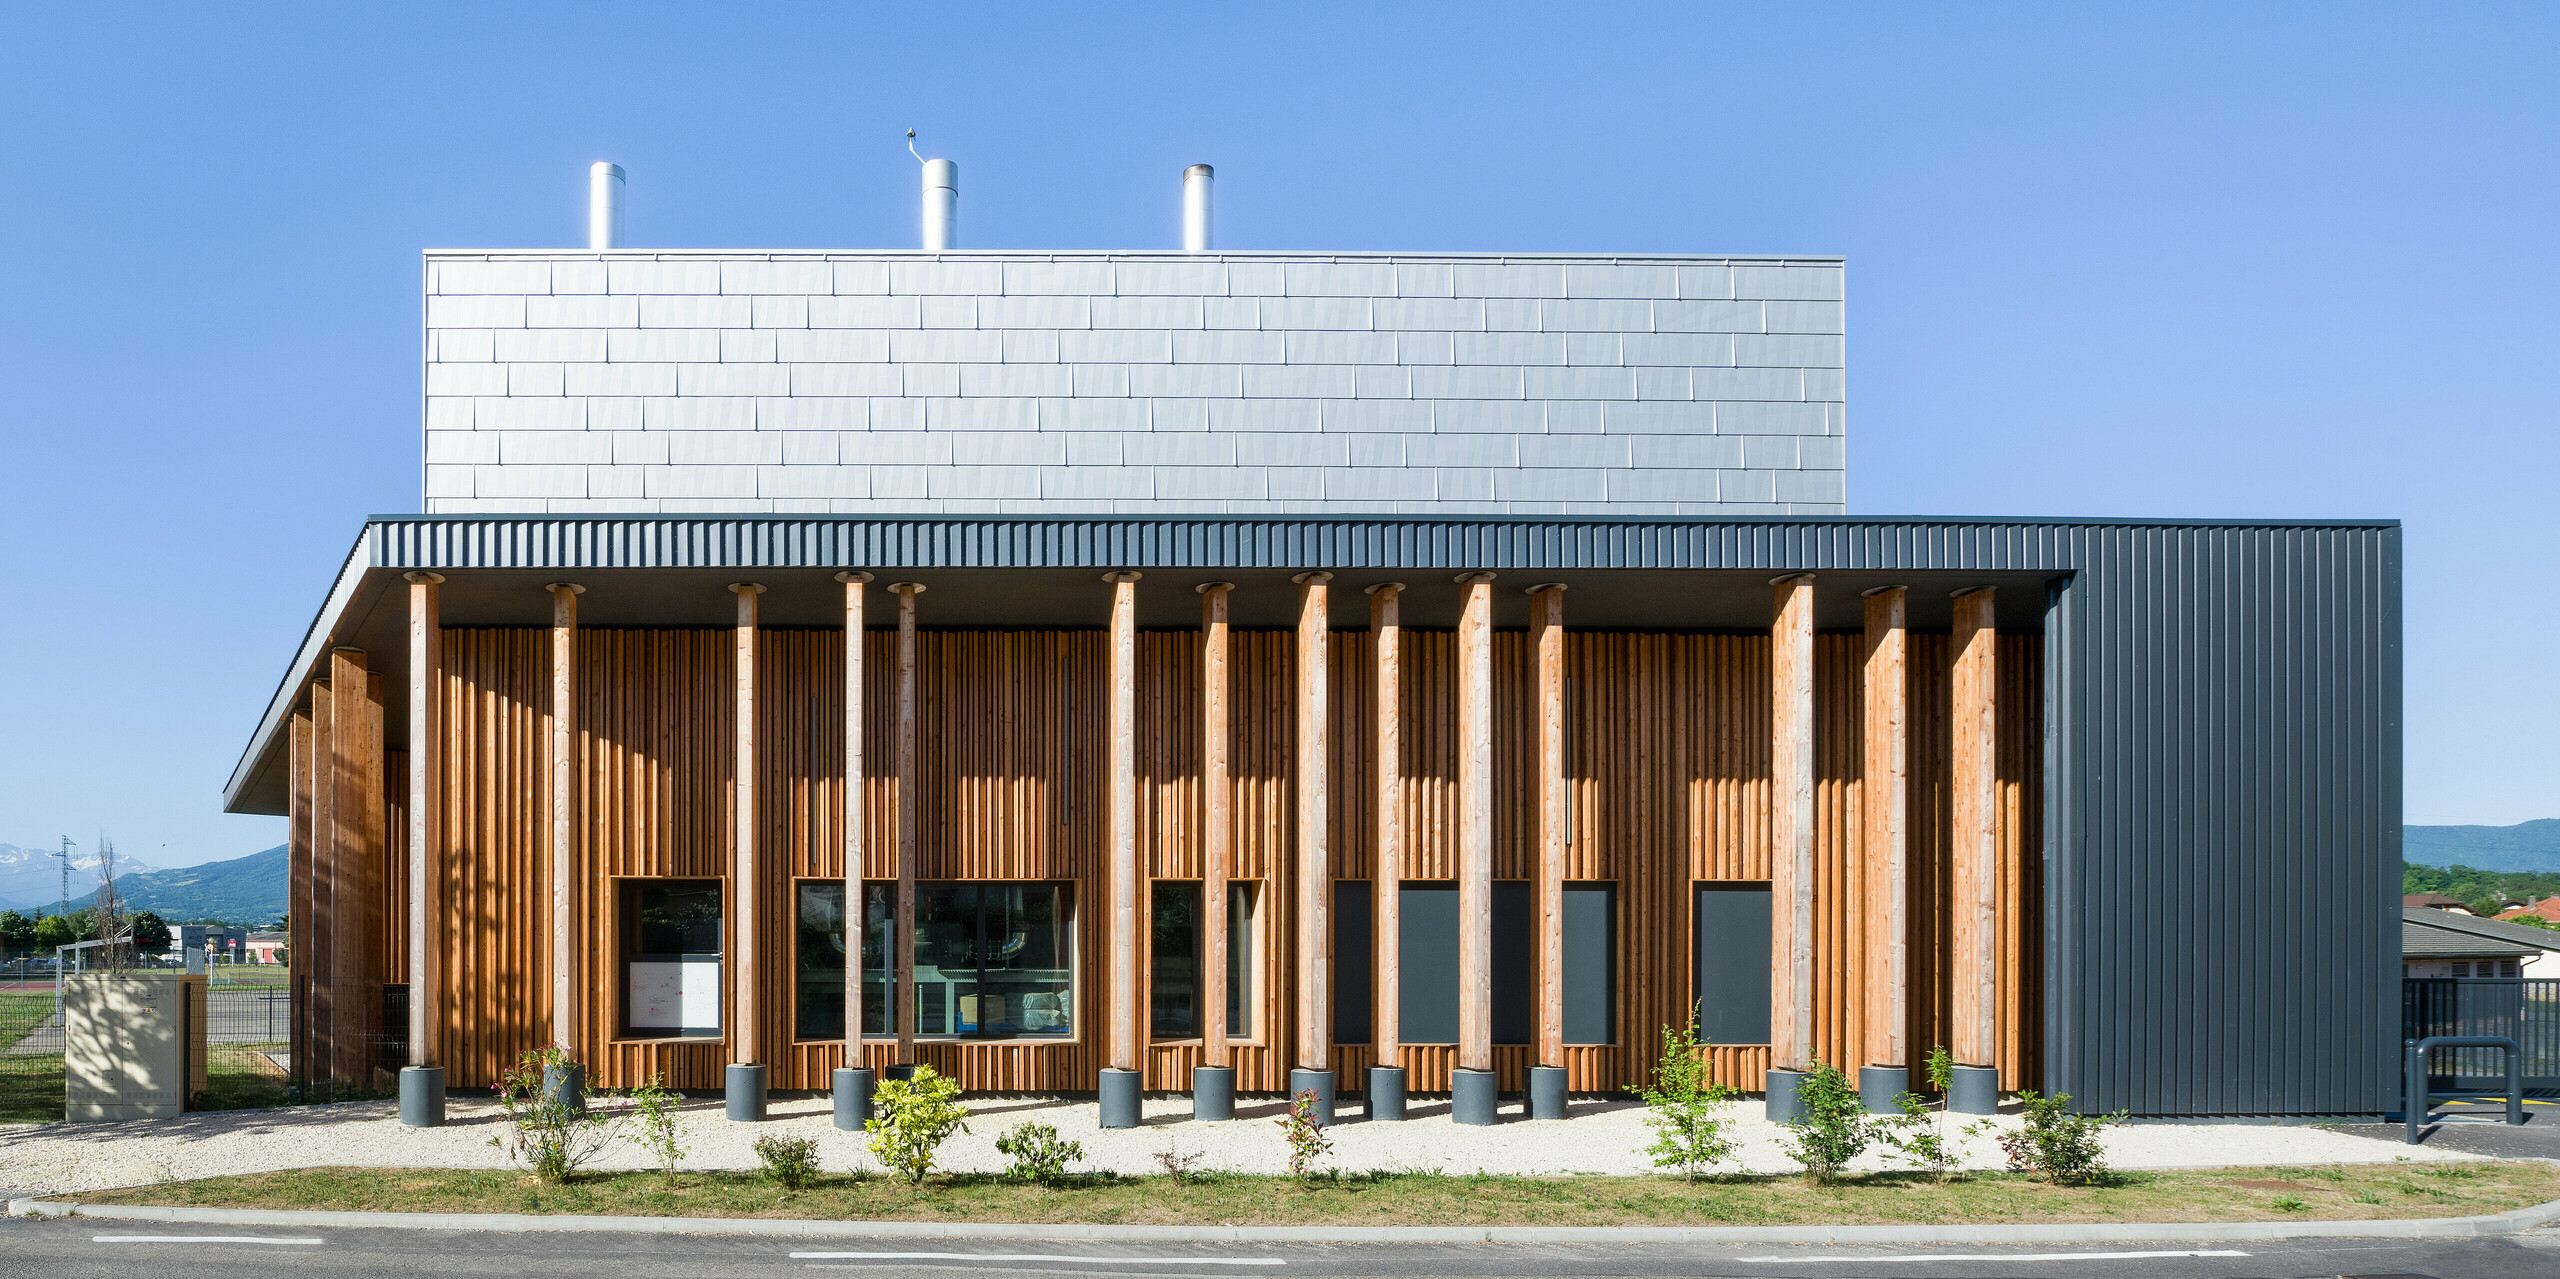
[1227,881,1256,1038]
[1151,883,1201,1039]
[795,882,847,1041]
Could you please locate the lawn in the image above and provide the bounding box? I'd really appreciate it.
[79,1160,2560,1227]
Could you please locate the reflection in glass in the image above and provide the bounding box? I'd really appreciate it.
[795,883,846,1041]
[1151,884,1200,1038]
[888,882,1074,1039]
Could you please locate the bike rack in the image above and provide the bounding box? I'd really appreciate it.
[2405,1035,2526,1144]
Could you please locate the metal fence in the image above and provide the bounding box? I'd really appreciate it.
[2403,979,2560,1088]
[0,967,402,1121]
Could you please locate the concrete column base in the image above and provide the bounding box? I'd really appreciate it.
[1287,1067,1336,1126]
[1192,1065,1236,1122]
[884,1063,918,1082]
[725,1063,768,1121]
[1528,1065,1569,1120]
[1366,1065,1407,1121]
[541,1062,585,1115]
[1452,1067,1500,1125]
[1765,1068,1805,1123]
[1948,1064,2001,1115]
[832,1067,876,1131]
[1098,1067,1143,1129]
[398,1066,445,1128]
[1860,1064,1908,1114]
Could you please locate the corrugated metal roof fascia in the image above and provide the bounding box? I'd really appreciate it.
[425,250,1853,266]
[367,516,2391,573]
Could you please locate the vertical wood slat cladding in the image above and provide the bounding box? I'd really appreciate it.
[409,623,2039,1095]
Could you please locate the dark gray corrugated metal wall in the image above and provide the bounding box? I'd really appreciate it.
[354,513,2401,1115]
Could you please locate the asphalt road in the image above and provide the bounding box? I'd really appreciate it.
[6,1219,2560,1279]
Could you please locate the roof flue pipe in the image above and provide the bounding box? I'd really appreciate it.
[588,161,625,250]
[921,157,958,251]
[1182,164,1213,252]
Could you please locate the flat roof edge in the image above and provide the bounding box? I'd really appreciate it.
[367,512,2403,530]
[420,249,1850,264]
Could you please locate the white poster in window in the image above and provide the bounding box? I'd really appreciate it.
[630,960,721,1030]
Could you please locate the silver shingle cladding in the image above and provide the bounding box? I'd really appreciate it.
[420,252,1847,516]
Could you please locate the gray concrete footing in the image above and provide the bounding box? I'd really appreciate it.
[397,1066,445,1128]
[1098,1068,1142,1129]
[1191,1065,1235,1122]
[1451,1067,1499,1125]
[725,1063,768,1121]
[541,1063,584,1115]
[1948,1063,2000,1115]
[1528,1065,1568,1120]
[831,1067,875,1131]
[1764,1068,1804,1123]
[1860,1064,1908,1114]
[884,1063,918,1082]
[1365,1065,1406,1121]
[1287,1067,1336,1126]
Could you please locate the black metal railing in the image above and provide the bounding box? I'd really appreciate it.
[2403,978,2560,1087]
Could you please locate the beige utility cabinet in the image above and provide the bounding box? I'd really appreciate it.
[63,973,207,1121]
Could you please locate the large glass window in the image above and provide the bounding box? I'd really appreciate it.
[796,882,849,1041]
[1147,882,1258,1040]
[909,883,1074,1039]
[620,879,722,1039]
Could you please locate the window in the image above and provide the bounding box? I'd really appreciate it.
[1147,882,1258,1040]
[909,883,1073,1039]
[619,879,721,1039]
[795,882,850,1041]
[1368,882,1613,1045]
[1694,883,1772,1046]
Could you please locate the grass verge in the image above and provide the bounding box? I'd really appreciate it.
[77,1160,2560,1227]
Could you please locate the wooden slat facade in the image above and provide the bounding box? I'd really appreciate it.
[313,620,2042,1095]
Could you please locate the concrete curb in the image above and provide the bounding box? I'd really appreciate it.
[14,1195,2560,1243]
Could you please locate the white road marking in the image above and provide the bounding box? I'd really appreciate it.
[92,1235,324,1245]
[1735,1249,2248,1263]
[791,1253,1281,1266]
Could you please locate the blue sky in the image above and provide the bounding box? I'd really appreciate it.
[0,3,2550,868]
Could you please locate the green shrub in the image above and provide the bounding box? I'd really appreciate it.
[1875,1045,1961,1179]
[1625,1015,1737,1180]
[994,1120,1085,1186]
[1995,1090,2125,1186]
[626,1073,687,1186]
[1776,1059,1870,1186]
[488,1045,621,1185]
[753,1132,823,1191]
[866,1066,970,1185]
[1275,1089,1332,1179]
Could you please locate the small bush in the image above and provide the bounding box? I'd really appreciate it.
[866,1066,970,1185]
[1154,1139,1207,1184]
[994,1121,1085,1186]
[1776,1059,1871,1186]
[1995,1090,2125,1186]
[626,1073,687,1186]
[753,1132,823,1191]
[1626,1014,1738,1180]
[1275,1089,1333,1179]
[488,1044,622,1185]
[1875,1045,1961,1179]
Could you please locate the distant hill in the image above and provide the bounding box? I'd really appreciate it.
[56,844,286,928]
[2406,821,2560,874]
[0,843,160,913]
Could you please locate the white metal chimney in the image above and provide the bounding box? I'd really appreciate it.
[587,162,625,250]
[921,158,958,251]
[1182,164,1213,252]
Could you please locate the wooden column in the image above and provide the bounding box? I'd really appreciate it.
[547,582,583,1054]
[287,705,313,1081]
[1292,571,1332,1071]
[1454,572,1497,1075]
[1860,586,1909,1074]
[1104,571,1144,1074]
[325,647,379,1085]
[890,583,925,1065]
[1528,583,1568,1068]
[306,676,334,1081]
[1950,587,2000,1069]
[1197,582,1235,1068]
[730,582,765,1066]
[406,572,444,1068]
[836,572,873,1055]
[1364,583,1404,1068]
[1768,575,1815,1073]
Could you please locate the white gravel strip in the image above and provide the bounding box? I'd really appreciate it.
[0,1093,2476,1197]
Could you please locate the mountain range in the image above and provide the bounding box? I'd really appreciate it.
[0,843,160,913]
[47,844,287,928]
[2405,820,2560,874]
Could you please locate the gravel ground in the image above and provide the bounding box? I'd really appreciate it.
[0,1092,2480,1197]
